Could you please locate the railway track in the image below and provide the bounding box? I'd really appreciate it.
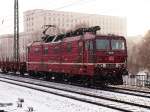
[4,72,150,99]
[0,74,150,112]
[104,86,150,99]
[1,73,150,100]
[108,85,150,94]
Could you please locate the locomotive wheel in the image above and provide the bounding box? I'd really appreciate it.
[44,72,52,81]
[54,73,63,82]
[29,71,36,77]
[81,76,91,87]
[20,70,24,76]
[110,74,123,85]
[117,75,123,85]
[62,74,69,83]
[1,67,6,73]
[92,75,107,87]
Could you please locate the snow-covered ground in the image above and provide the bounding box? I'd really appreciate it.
[3,75,150,108]
[1,76,150,112]
[0,81,119,112]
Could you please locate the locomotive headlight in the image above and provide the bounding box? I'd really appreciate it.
[100,64,103,68]
[118,64,125,68]
[97,64,103,68]
[118,64,121,68]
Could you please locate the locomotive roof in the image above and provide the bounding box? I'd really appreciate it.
[96,34,125,39]
[29,33,125,47]
[40,26,126,43]
[27,41,45,47]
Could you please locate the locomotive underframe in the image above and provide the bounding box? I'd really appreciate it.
[0,61,26,75]
[94,67,128,85]
[27,65,127,85]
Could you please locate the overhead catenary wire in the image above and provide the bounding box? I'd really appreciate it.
[0,15,99,36]
[0,0,92,22]
[0,0,98,31]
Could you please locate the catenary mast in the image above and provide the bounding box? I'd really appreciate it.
[14,0,19,63]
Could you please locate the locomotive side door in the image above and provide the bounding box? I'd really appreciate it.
[84,39,95,64]
[41,44,49,71]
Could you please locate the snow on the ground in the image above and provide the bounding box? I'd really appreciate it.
[1,74,150,110]
[17,76,150,107]
[0,81,118,112]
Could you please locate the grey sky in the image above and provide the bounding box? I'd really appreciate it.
[0,0,150,36]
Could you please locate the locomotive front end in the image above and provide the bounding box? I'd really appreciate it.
[94,35,128,85]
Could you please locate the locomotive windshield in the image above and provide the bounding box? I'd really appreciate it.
[96,39,109,50]
[111,39,125,50]
[96,38,125,50]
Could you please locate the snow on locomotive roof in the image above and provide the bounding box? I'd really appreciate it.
[63,32,95,42]
[27,41,44,47]
[96,34,125,39]
[63,35,82,42]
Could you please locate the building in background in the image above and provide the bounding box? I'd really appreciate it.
[24,9,127,36]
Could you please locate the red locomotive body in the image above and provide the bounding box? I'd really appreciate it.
[0,26,128,85]
[27,26,128,85]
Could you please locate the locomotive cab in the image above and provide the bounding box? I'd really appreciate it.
[93,35,128,84]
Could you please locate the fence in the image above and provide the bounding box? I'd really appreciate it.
[123,75,150,87]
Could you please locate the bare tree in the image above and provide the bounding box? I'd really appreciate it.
[137,30,150,70]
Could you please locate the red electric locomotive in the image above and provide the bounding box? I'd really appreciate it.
[27,26,128,85]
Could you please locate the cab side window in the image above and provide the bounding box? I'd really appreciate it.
[89,40,93,50]
[44,47,48,55]
[66,43,72,52]
[34,47,40,54]
[85,41,89,50]
[78,41,83,54]
[85,40,93,50]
